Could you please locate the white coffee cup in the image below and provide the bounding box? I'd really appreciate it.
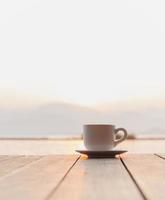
[83,124,127,151]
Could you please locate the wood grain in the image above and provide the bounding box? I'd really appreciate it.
[121,154,165,200]
[0,155,19,162]
[0,155,79,200]
[49,156,142,200]
[0,156,41,178]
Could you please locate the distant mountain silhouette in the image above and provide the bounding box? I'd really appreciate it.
[0,102,165,135]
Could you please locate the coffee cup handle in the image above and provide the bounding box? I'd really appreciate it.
[114,128,127,146]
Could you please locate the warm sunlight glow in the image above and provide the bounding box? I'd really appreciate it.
[0,0,165,108]
[0,0,165,136]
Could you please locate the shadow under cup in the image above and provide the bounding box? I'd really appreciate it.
[83,124,126,151]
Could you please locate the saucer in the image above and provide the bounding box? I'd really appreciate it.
[75,150,127,158]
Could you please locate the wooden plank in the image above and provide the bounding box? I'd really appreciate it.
[0,155,79,200]
[49,157,143,200]
[0,156,41,178]
[0,156,18,162]
[121,154,165,200]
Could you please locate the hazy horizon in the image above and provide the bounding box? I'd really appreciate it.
[0,0,165,136]
[0,100,165,136]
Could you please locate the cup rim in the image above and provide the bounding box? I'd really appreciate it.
[83,124,115,127]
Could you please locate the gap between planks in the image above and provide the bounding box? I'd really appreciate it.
[48,155,143,200]
[121,154,165,200]
[120,156,147,200]
[154,153,165,160]
[0,155,79,200]
[45,155,80,200]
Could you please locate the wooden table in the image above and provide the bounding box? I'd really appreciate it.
[0,139,165,200]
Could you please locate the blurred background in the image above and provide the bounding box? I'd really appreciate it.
[0,0,165,136]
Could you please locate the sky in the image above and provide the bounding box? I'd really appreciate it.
[0,0,165,110]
